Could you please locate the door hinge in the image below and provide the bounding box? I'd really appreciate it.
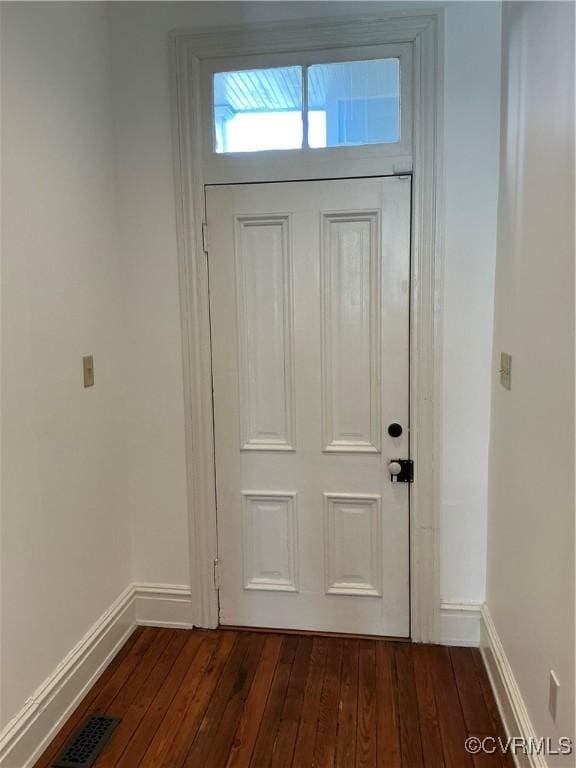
[202,221,209,254]
[213,557,220,590]
[393,161,413,175]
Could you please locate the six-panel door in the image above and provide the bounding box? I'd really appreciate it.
[207,177,411,637]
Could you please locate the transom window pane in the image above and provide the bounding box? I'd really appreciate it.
[307,58,400,148]
[214,66,303,153]
[212,58,401,153]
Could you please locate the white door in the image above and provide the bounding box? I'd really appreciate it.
[207,177,411,637]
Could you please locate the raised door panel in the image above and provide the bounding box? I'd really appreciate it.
[324,493,382,596]
[235,215,295,451]
[321,212,381,453]
[242,491,299,592]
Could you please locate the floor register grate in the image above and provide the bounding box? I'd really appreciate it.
[52,716,120,767]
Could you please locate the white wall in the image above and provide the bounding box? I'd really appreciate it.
[0,2,132,728]
[440,2,501,604]
[109,0,502,606]
[486,0,575,754]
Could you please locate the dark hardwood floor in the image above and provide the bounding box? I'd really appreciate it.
[34,627,513,768]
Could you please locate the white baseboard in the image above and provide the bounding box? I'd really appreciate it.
[480,605,546,768]
[132,582,193,629]
[0,585,136,768]
[439,601,482,646]
[0,582,193,768]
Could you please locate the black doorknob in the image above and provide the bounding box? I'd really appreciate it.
[388,423,403,438]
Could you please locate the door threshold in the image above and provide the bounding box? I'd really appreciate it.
[219,624,410,642]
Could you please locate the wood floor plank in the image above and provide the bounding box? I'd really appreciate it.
[428,644,474,768]
[226,635,283,768]
[270,636,314,768]
[114,629,206,767]
[202,634,266,767]
[451,647,496,735]
[450,648,504,768]
[33,627,151,768]
[412,644,445,768]
[335,639,359,768]
[470,649,516,768]
[395,642,425,768]
[100,628,174,718]
[79,628,159,712]
[312,638,343,768]
[356,641,377,768]
[249,635,299,767]
[375,642,401,768]
[143,630,236,768]
[291,637,329,768]
[94,630,183,767]
[183,632,257,766]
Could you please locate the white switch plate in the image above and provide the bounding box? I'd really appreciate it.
[500,352,512,390]
[83,355,94,388]
[549,670,560,723]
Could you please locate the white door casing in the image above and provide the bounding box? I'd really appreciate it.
[207,177,411,637]
[170,12,441,641]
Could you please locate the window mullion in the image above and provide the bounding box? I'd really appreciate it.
[302,64,309,150]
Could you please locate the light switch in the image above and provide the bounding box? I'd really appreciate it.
[500,352,512,390]
[83,355,94,388]
[549,670,560,722]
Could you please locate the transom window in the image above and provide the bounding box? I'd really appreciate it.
[213,58,401,154]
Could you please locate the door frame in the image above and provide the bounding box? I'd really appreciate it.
[169,10,443,642]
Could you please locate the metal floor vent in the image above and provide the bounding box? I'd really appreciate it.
[52,716,120,768]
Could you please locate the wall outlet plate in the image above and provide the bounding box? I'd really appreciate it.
[500,352,512,390]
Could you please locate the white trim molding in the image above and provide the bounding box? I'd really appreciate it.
[0,583,193,768]
[132,582,193,629]
[0,586,135,768]
[170,10,443,643]
[439,601,482,647]
[481,605,546,768]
